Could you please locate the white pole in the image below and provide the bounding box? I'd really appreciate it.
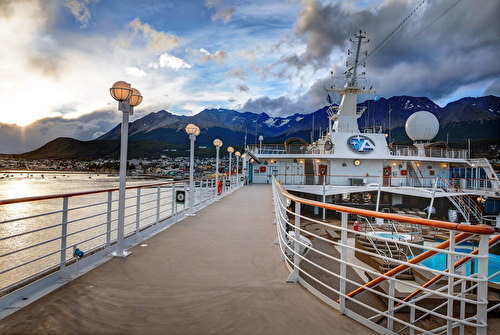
[322,180,326,221]
[236,157,239,188]
[115,107,130,257]
[228,152,232,191]
[215,146,220,201]
[188,134,196,216]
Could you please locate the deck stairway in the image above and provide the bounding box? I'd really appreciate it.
[355,237,415,280]
[406,161,423,187]
[438,178,483,224]
[355,216,415,280]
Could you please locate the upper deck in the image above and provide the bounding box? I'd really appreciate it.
[248,143,469,160]
[0,184,376,335]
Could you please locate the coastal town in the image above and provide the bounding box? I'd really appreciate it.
[0,155,240,178]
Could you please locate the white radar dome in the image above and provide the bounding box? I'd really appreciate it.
[405,111,439,141]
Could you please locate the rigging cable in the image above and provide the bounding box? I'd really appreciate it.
[362,0,429,65]
[366,0,464,67]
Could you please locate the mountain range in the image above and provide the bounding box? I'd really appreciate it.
[15,95,500,160]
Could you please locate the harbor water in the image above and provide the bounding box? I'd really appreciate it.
[0,171,170,291]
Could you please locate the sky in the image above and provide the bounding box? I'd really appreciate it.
[0,0,499,154]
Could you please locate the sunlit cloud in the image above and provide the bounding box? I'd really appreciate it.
[122,18,179,52]
[125,67,147,77]
[205,0,235,24]
[65,0,99,28]
[191,48,228,65]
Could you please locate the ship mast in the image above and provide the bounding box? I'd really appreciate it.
[325,30,377,134]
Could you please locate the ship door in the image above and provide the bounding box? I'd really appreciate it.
[318,165,327,185]
[383,166,391,186]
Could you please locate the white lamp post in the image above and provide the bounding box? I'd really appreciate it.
[185,123,200,216]
[241,154,246,186]
[213,139,223,200]
[259,135,263,154]
[235,151,240,188]
[109,81,142,258]
[227,146,234,191]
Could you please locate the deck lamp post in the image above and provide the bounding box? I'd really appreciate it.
[235,151,240,188]
[186,123,200,216]
[110,81,143,257]
[259,135,263,154]
[213,139,223,200]
[227,146,234,190]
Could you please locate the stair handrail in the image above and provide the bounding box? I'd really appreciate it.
[357,215,393,261]
[371,234,500,327]
[441,177,483,224]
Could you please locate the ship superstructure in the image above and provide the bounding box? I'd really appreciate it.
[245,31,499,225]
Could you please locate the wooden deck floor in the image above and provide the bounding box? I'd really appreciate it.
[0,185,377,335]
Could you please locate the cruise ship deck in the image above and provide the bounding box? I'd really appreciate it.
[0,184,376,335]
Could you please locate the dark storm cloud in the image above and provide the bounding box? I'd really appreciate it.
[259,0,500,114]
[241,96,295,114]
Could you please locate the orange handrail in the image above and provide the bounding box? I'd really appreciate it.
[273,176,495,235]
[0,177,214,206]
[336,232,472,303]
[373,233,500,324]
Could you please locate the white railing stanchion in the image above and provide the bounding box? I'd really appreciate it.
[106,191,112,248]
[339,211,347,314]
[477,234,489,335]
[60,197,69,276]
[135,188,142,241]
[156,185,161,228]
[171,184,176,223]
[447,230,456,334]
[287,202,300,283]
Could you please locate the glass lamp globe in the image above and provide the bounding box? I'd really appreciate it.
[110,81,132,102]
[227,146,234,153]
[129,88,143,107]
[235,151,240,157]
[241,154,246,159]
[213,139,223,147]
[185,124,199,135]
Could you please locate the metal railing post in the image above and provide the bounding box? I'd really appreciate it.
[106,191,112,248]
[476,234,489,335]
[60,197,69,273]
[287,201,300,283]
[447,231,456,334]
[156,185,160,228]
[135,188,141,241]
[388,278,395,331]
[339,211,348,314]
[171,184,176,223]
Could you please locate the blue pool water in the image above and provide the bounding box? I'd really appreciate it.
[420,248,500,283]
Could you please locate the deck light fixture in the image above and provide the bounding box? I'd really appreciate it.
[213,139,223,200]
[186,124,200,215]
[110,81,143,258]
[354,159,361,166]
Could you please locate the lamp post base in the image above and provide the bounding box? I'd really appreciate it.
[111,250,132,258]
[187,213,196,217]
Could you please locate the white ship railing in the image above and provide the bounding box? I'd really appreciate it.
[248,144,468,159]
[0,176,242,307]
[388,145,468,159]
[273,173,498,194]
[272,176,498,335]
